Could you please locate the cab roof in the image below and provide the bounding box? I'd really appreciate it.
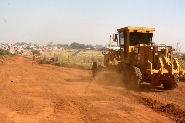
[117,26,155,33]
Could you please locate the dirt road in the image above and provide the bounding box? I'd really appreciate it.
[0,56,184,123]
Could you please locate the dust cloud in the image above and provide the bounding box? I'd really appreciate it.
[93,71,125,87]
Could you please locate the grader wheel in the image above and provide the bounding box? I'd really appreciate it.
[163,74,179,90]
[125,66,142,90]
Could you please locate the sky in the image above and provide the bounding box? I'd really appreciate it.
[0,0,185,51]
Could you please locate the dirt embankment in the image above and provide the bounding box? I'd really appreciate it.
[0,56,184,123]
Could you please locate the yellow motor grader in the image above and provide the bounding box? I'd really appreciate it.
[92,26,185,89]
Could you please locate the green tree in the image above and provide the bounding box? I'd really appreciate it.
[70,42,79,49]
[0,49,11,55]
[79,44,85,49]
[32,50,41,55]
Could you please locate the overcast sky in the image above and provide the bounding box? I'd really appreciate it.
[0,0,185,51]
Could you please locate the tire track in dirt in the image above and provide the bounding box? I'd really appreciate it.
[139,97,185,123]
[26,62,85,122]
[116,85,185,123]
[64,84,173,123]
[93,78,185,123]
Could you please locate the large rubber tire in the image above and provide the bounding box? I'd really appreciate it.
[163,74,179,90]
[126,66,142,90]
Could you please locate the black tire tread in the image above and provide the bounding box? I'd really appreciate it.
[163,73,179,90]
[125,66,142,90]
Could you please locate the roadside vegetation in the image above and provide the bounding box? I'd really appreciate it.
[172,41,185,69]
[32,50,41,55]
[40,49,104,70]
[0,48,12,55]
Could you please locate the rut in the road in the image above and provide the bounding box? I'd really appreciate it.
[136,95,185,123]
[116,86,185,123]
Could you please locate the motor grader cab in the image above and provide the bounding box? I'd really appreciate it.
[92,26,184,90]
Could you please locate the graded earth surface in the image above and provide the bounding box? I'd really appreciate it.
[0,56,185,123]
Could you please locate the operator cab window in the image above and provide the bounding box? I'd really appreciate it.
[119,32,124,45]
[130,32,153,45]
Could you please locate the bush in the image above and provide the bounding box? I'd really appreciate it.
[0,49,12,55]
[32,50,41,55]
[42,55,47,64]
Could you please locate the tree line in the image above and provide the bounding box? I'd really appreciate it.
[69,42,95,49]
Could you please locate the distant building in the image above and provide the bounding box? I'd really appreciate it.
[106,45,120,50]
[86,47,91,50]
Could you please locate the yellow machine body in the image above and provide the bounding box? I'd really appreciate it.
[93,26,184,89]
